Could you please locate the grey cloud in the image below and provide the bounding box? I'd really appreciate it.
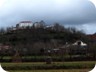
[0,0,96,34]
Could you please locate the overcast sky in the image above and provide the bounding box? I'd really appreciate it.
[0,0,96,34]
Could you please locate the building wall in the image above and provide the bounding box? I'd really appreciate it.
[19,23,33,28]
[17,21,33,28]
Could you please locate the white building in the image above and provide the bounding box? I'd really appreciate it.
[33,20,45,28]
[16,21,33,28]
[33,22,44,28]
[33,22,40,28]
[72,40,87,46]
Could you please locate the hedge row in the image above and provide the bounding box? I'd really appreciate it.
[0,56,94,62]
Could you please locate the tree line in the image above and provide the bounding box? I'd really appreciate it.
[0,21,96,61]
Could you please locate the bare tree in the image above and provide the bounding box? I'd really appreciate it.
[53,23,65,31]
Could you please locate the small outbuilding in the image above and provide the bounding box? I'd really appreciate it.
[72,40,87,46]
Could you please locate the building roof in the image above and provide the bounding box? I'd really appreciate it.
[87,33,96,40]
[60,40,87,49]
[20,21,32,23]
[72,40,87,46]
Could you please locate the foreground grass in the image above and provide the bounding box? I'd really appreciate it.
[2,61,96,66]
[1,61,95,71]
[9,69,91,72]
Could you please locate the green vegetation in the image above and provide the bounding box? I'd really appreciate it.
[9,69,91,72]
[0,21,96,62]
[1,61,95,70]
[0,55,95,62]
